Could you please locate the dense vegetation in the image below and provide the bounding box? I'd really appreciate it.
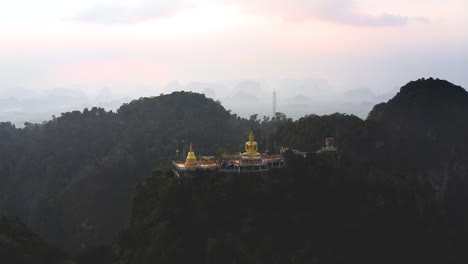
[112,78,468,264]
[113,155,439,264]
[0,92,250,249]
[1,78,468,263]
[0,216,64,264]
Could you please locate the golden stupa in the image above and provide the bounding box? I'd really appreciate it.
[185,143,198,167]
[242,125,260,160]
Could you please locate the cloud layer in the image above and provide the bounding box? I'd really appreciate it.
[70,0,192,24]
[70,0,427,26]
[233,0,427,26]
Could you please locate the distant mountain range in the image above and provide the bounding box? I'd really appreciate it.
[0,79,399,126]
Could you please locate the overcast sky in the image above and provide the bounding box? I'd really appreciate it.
[1,0,467,101]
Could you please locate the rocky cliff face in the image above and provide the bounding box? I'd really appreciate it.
[367,78,468,255]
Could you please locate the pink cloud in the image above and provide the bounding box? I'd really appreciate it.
[224,0,428,27]
[68,0,194,24]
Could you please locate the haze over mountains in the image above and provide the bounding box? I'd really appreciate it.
[1,78,468,263]
[2,0,467,262]
[0,78,398,126]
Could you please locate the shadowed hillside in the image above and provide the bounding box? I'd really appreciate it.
[0,216,64,264]
[1,79,468,264]
[0,92,250,249]
[113,78,468,264]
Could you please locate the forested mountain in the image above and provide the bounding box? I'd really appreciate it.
[0,216,64,264]
[0,92,250,249]
[112,78,468,264]
[114,156,441,264]
[1,78,468,263]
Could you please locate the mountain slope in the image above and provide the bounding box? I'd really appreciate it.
[0,216,64,264]
[0,92,249,249]
[112,78,468,264]
[368,77,468,141]
[2,79,468,255]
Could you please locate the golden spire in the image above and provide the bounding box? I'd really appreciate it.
[185,143,198,167]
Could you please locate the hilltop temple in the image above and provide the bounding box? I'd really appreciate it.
[172,126,285,178]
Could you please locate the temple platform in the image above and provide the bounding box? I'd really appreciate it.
[172,153,285,178]
[171,124,285,178]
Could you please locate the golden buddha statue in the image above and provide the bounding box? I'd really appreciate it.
[243,129,260,159]
[185,144,198,167]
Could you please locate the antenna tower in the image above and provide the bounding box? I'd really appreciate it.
[273,89,277,117]
[273,89,277,151]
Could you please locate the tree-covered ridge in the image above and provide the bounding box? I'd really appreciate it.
[366,78,468,169]
[368,78,468,141]
[1,78,467,263]
[113,153,448,264]
[111,78,468,264]
[0,91,250,249]
[0,216,64,264]
[275,113,364,152]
